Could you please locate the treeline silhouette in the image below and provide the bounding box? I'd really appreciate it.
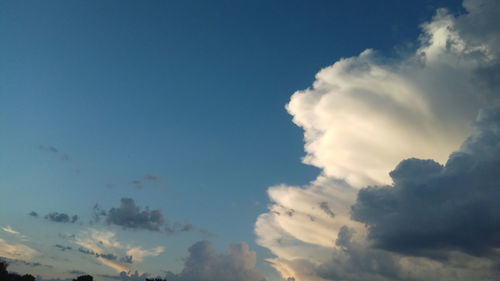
[0,261,166,281]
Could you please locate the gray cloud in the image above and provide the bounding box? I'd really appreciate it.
[45,213,78,224]
[29,211,38,218]
[94,198,195,235]
[54,245,72,251]
[77,247,119,261]
[163,241,266,281]
[130,174,163,189]
[38,145,71,161]
[319,202,335,219]
[68,270,86,276]
[105,198,165,231]
[119,256,133,264]
[352,105,500,258]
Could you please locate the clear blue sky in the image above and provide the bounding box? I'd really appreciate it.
[1,0,476,280]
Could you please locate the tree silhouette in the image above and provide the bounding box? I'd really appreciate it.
[73,275,94,281]
[0,261,35,281]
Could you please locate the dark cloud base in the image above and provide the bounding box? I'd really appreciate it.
[352,106,500,258]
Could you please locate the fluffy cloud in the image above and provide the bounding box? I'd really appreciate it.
[286,0,500,188]
[163,241,266,281]
[256,0,500,280]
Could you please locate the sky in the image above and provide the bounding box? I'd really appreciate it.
[1,0,500,281]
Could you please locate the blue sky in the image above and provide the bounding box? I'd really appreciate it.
[3,0,500,281]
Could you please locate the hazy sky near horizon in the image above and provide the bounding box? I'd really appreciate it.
[2,0,500,281]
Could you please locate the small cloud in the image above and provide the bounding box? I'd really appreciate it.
[45,212,78,223]
[54,244,72,251]
[37,145,71,161]
[143,174,162,182]
[126,246,164,263]
[319,202,335,218]
[28,211,38,218]
[2,226,21,235]
[105,198,164,231]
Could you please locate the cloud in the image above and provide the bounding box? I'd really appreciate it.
[2,226,20,236]
[130,174,163,189]
[0,239,38,261]
[163,241,266,281]
[38,145,71,161]
[29,211,38,218]
[352,105,500,258]
[2,226,28,240]
[126,247,164,263]
[54,245,72,251]
[95,198,195,235]
[285,1,500,188]
[105,198,165,231]
[255,0,500,280]
[45,212,78,224]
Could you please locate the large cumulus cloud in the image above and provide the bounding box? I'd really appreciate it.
[256,0,500,280]
[286,0,500,188]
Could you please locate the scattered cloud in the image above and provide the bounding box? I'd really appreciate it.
[28,211,38,218]
[130,174,163,189]
[38,145,71,161]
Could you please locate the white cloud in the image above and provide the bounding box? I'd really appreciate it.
[256,0,500,280]
[126,246,164,263]
[286,3,499,188]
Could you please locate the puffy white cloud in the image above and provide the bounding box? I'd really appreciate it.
[256,0,500,280]
[286,1,500,188]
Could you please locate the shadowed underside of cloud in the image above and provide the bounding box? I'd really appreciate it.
[163,241,266,281]
[256,0,500,280]
[352,105,500,257]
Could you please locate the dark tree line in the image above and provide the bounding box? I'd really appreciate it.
[0,261,35,281]
[0,261,167,281]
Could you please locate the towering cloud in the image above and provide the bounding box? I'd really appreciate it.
[256,0,500,280]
